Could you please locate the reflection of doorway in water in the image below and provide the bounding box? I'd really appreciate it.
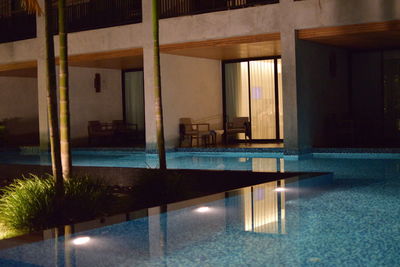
[252,158,284,172]
[242,181,286,234]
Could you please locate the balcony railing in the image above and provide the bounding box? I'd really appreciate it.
[159,0,279,19]
[0,10,36,44]
[52,0,142,34]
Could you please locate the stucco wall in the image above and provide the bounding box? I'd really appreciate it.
[68,66,123,145]
[296,40,349,147]
[2,0,400,150]
[160,54,222,147]
[0,77,39,145]
[3,0,399,65]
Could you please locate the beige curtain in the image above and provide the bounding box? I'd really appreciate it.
[124,71,144,132]
[225,62,250,120]
[278,59,284,139]
[225,59,284,140]
[249,60,276,139]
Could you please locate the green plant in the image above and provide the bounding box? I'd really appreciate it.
[0,174,111,235]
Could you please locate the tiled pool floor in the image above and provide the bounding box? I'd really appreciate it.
[0,173,398,267]
[0,150,399,266]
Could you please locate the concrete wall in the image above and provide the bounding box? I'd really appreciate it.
[161,54,222,147]
[0,77,39,145]
[296,40,349,147]
[68,66,123,145]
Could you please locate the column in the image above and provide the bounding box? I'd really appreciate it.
[279,0,311,155]
[142,0,158,152]
[36,0,49,151]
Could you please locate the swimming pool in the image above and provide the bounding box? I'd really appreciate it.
[1,149,400,181]
[0,150,399,266]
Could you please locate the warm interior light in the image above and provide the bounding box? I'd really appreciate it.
[195,206,210,213]
[274,187,286,192]
[72,236,91,245]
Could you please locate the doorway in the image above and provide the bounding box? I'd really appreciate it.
[122,69,145,143]
[223,58,283,141]
[384,52,400,144]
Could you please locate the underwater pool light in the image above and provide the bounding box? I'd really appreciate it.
[195,206,210,213]
[274,187,287,192]
[72,236,91,245]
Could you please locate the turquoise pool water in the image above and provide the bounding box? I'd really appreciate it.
[0,150,399,266]
[1,150,400,181]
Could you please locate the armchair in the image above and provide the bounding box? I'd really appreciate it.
[225,117,251,143]
[179,118,211,147]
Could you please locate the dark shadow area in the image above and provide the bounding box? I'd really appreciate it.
[0,118,39,147]
[297,39,400,148]
[0,165,331,252]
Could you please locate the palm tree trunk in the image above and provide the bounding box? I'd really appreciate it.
[152,0,167,170]
[58,0,72,179]
[44,0,63,197]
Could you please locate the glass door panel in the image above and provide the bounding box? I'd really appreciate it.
[224,58,284,141]
[124,70,145,140]
[225,62,250,140]
[278,59,284,139]
[249,60,276,139]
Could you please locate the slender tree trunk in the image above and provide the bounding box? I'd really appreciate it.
[152,0,167,170]
[58,0,72,179]
[44,0,63,198]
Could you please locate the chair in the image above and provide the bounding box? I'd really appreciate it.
[179,118,211,147]
[225,117,251,143]
[0,122,5,146]
[88,120,113,145]
[112,120,138,142]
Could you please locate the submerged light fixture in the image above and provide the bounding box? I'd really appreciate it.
[72,236,91,245]
[195,206,210,213]
[274,187,287,192]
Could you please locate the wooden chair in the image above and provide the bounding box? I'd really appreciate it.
[112,120,138,142]
[87,120,113,145]
[179,118,211,147]
[0,122,5,146]
[225,117,251,143]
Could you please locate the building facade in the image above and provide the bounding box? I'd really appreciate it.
[0,0,400,153]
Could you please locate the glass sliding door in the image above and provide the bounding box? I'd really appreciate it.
[383,53,400,143]
[277,59,284,139]
[225,62,250,140]
[224,58,283,141]
[249,59,276,139]
[123,70,145,141]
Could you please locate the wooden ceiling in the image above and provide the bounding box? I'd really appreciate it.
[68,48,143,69]
[0,48,144,77]
[297,20,400,50]
[0,33,281,77]
[0,61,37,77]
[160,33,281,60]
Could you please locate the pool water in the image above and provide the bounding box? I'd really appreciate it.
[0,150,399,266]
[1,150,400,181]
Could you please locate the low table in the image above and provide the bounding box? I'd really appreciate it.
[205,130,224,146]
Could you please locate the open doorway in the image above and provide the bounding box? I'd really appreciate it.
[122,69,145,144]
[223,57,283,142]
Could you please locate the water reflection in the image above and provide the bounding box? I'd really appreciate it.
[240,181,285,234]
[0,174,334,266]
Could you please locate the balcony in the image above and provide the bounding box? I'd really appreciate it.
[159,0,279,19]
[0,9,36,44]
[52,0,142,34]
[0,0,142,44]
